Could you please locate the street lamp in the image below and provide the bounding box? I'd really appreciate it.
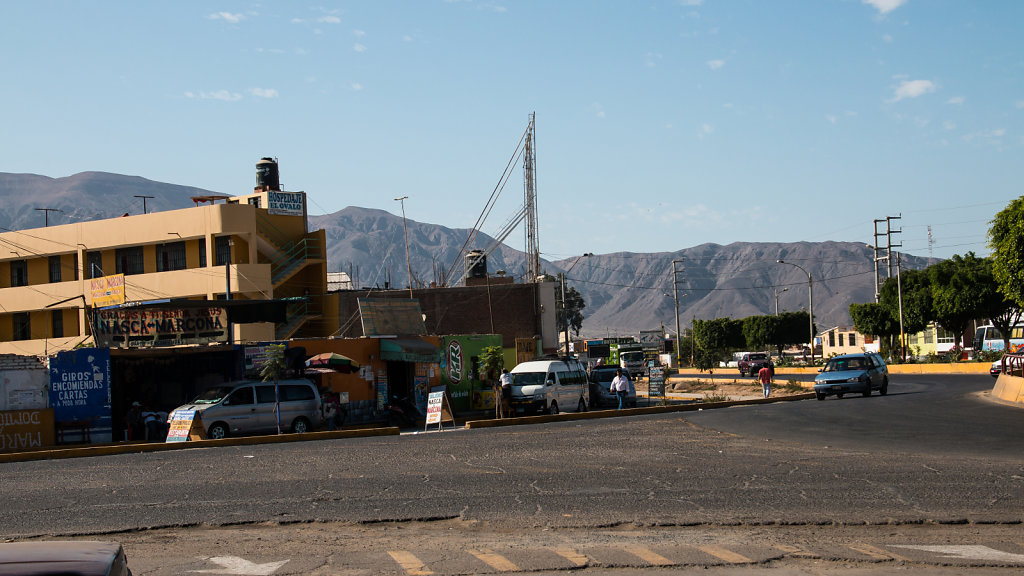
[561,253,593,357]
[777,259,814,363]
[774,287,788,316]
[394,196,413,298]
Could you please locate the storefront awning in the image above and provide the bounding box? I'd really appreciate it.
[380,339,440,363]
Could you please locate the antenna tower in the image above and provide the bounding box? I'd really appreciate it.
[927,225,935,259]
[524,112,541,281]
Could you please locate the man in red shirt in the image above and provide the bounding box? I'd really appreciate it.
[758,364,773,398]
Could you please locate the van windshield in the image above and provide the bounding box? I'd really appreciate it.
[512,372,545,386]
[621,352,644,362]
[192,385,235,404]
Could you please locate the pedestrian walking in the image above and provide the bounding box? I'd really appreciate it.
[610,368,630,410]
[758,364,773,398]
[499,369,513,418]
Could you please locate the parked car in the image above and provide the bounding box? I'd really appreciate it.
[990,358,1002,377]
[588,366,637,409]
[738,352,772,376]
[509,359,589,415]
[169,379,322,439]
[0,541,131,575]
[813,352,889,400]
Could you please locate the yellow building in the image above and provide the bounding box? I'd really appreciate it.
[0,170,326,356]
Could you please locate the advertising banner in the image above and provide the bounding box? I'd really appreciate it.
[440,334,502,412]
[48,348,112,443]
[93,306,228,348]
[90,274,125,307]
[0,409,55,452]
[267,191,305,216]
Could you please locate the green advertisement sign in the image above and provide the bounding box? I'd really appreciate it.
[439,334,503,412]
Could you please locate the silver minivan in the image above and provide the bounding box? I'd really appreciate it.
[170,379,322,439]
[509,359,589,415]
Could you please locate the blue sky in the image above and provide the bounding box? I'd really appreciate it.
[3,1,1021,261]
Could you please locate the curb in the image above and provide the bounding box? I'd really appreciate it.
[0,427,399,464]
[464,393,816,429]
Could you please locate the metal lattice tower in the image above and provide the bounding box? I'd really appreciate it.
[524,112,541,281]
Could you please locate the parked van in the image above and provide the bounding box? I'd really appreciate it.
[509,359,589,415]
[169,379,322,439]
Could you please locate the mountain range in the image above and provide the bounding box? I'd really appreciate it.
[0,171,934,338]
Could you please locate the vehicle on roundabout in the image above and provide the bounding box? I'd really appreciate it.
[168,379,322,439]
[813,352,888,400]
[738,352,772,377]
[509,359,589,415]
[990,358,1002,377]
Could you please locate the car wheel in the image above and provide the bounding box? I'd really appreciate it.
[880,378,888,396]
[291,417,311,434]
[207,422,229,440]
[815,391,826,401]
[577,398,587,413]
[548,401,559,415]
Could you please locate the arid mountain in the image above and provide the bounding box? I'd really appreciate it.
[1,172,932,337]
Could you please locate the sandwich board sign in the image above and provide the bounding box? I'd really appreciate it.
[166,410,206,442]
[424,388,455,432]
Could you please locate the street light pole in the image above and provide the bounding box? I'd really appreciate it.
[561,253,592,357]
[394,196,413,299]
[774,287,788,316]
[777,259,814,363]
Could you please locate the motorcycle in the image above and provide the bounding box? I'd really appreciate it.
[384,395,421,428]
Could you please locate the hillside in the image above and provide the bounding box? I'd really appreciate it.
[0,171,931,336]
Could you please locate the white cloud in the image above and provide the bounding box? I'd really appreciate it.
[882,34,894,43]
[318,16,341,24]
[591,103,606,119]
[1016,100,1024,109]
[891,79,936,102]
[707,59,725,70]
[353,43,367,53]
[863,0,906,15]
[645,52,662,68]
[698,123,713,138]
[354,29,366,37]
[678,0,704,5]
[249,88,279,98]
[208,12,244,24]
[826,114,838,125]
[946,96,965,105]
[351,83,363,91]
[185,90,243,102]
[943,121,956,130]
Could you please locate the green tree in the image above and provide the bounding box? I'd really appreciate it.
[693,318,744,372]
[849,302,898,358]
[560,285,587,337]
[928,253,995,349]
[989,196,1024,307]
[479,345,504,383]
[879,268,933,336]
[742,315,777,351]
[259,343,287,435]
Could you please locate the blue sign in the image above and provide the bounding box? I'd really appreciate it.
[48,348,112,443]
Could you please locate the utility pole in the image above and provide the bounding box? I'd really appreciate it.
[672,259,684,367]
[394,196,413,298]
[134,195,155,214]
[35,208,61,227]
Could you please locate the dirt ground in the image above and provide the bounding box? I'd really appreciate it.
[660,374,811,401]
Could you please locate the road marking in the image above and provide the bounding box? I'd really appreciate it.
[387,551,434,575]
[775,544,818,558]
[623,545,674,566]
[697,545,752,564]
[890,545,1024,563]
[190,556,289,575]
[553,547,589,567]
[467,549,519,572]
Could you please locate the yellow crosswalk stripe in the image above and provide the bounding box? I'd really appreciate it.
[553,547,589,567]
[387,551,434,575]
[467,549,519,572]
[698,545,752,563]
[624,545,674,566]
[775,544,818,558]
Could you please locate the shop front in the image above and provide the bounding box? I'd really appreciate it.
[439,334,503,413]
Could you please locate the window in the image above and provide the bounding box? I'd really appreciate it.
[156,242,187,272]
[10,260,27,287]
[198,238,207,267]
[849,333,857,346]
[72,253,79,281]
[51,310,64,338]
[49,255,62,283]
[248,197,261,208]
[838,333,844,347]
[86,252,103,279]
[13,313,30,340]
[214,237,231,266]
[828,331,835,347]
[115,247,144,275]
[281,384,315,401]
[223,386,254,406]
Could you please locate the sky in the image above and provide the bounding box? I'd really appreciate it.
[3,0,1022,262]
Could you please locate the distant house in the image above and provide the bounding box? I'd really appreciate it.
[820,326,875,357]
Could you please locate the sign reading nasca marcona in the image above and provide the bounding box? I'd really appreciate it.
[93,307,228,348]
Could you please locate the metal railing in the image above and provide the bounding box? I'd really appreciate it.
[1000,354,1023,378]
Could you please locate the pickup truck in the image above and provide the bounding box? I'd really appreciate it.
[738,352,772,376]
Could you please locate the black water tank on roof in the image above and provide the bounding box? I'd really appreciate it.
[466,249,487,279]
[256,157,280,190]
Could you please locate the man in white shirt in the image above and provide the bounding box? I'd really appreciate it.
[498,369,513,418]
[610,368,630,410]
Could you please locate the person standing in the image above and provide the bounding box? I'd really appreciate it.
[499,369,513,418]
[610,368,630,410]
[758,364,773,398]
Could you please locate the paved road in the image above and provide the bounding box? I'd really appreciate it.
[1,373,1021,574]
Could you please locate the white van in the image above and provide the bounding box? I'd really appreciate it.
[509,359,589,415]
[169,379,322,439]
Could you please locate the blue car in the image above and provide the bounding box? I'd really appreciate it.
[814,352,888,400]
